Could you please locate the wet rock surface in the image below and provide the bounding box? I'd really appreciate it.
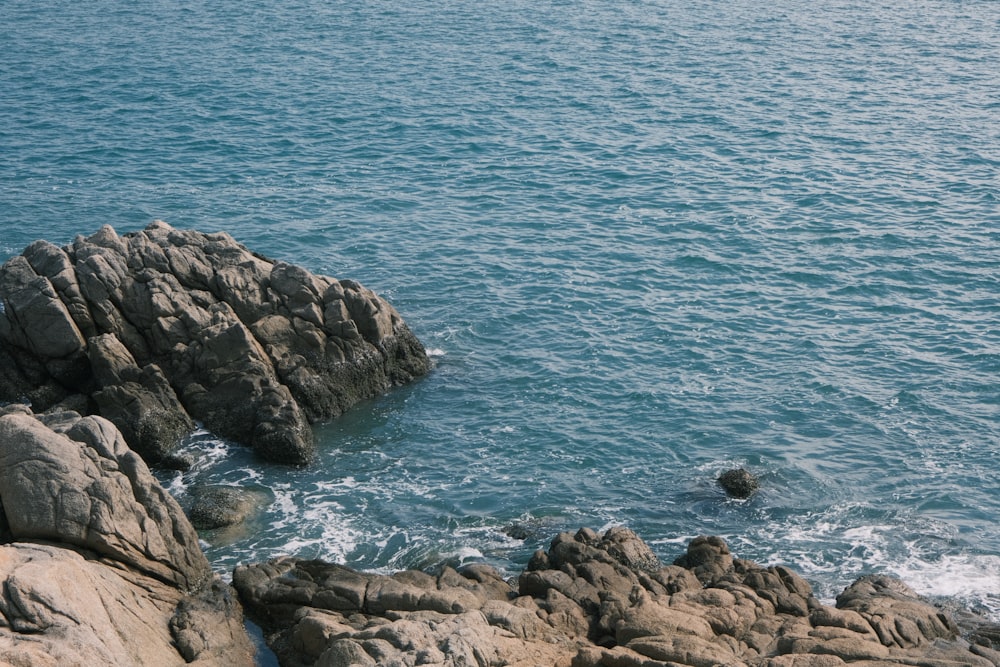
[718,467,760,499]
[0,222,430,465]
[234,525,998,667]
[187,484,272,531]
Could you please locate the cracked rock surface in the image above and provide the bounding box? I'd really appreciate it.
[0,405,209,589]
[234,526,1000,667]
[0,221,430,465]
[0,406,255,665]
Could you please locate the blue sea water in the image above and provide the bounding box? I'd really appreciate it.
[2,0,999,619]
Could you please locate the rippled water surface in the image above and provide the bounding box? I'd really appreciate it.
[3,0,999,617]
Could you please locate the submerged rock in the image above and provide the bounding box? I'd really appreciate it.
[234,526,996,667]
[0,406,255,665]
[0,222,431,465]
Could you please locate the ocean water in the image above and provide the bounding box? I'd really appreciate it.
[3,0,999,620]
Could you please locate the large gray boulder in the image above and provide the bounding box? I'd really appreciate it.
[0,406,255,665]
[234,526,998,667]
[0,222,431,465]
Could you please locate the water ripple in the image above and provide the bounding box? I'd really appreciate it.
[4,0,1000,618]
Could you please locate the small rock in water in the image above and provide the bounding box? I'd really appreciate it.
[188,485,270,530]
[717,467,759,499]
[502,516,555,541]
[503,522,533,540]
[160,451,195,472]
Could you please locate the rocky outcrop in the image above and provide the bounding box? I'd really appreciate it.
[0,404,209,589]
[0,406,255,665]
[0,222,430,465]
[234,526,998,667]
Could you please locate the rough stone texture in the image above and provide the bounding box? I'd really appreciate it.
[719,467,760,499]
[0,543,253,667]
[234,557,580,667]
[234,527,997,667]
[169,579,256,665]
[0,406,255,665]
[0,405,209,589]
[0,222,431,465]
[187,484,272,530]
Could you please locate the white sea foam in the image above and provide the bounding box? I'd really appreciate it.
[745,503,1000,620]
[266,485,300,530]
[251,482,365,563]
[449,546,486,564]
[889,553,1000,619]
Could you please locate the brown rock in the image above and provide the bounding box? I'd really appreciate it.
[315,638,377,667]
[611,589,715,644]
[0,410,254,666]
[761,656,847,667]
[0,409,209,589]
[673,535,734,584]
[0,543,247,667]
[836,575,958,648]
[169,579,256,664]
[234,528,996,667]
[809,606,875,636]
[600,525,662,572]
[626,634,742,666]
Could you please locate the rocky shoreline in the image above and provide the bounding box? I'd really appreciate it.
[234,527,1000,667]
[1,226,998,666]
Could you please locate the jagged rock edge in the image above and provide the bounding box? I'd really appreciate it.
[0,222,432,465]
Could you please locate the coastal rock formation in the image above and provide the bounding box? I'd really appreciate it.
[234,526,998,667]
[0,221,430,465]
[0,406,255,665]
[0,404,209,589]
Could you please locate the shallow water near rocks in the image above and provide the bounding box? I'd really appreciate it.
[3,0,999,621]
